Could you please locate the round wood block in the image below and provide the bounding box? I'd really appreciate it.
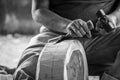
[36,40,88,80]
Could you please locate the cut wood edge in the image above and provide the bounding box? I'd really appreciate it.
[64,40,88,80]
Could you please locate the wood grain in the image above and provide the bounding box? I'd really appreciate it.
[36,40,88,80]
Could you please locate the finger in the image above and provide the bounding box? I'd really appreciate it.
[108,21,115,29]
[95,21,101,31]
[78,20,92,38]
[68,26,78,37]
[69,25,83,37]
[108,22,116,32]
[86,31,92,38]
[87,20,94,30]
[76,30,83,37]
[78,20,90,33]
[72,22,86,36]
[83,24,92,38]
[79,27,86,36]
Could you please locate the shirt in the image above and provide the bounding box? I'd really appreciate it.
[50,0,116,22]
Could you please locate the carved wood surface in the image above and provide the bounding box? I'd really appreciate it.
[36,40,88,80]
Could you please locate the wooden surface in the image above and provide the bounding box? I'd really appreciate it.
[36,40,89,80]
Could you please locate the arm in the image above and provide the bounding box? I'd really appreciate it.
[31,0,71,33]
[108,1,120,27]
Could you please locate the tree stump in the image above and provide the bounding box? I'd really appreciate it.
[36,40,88,80]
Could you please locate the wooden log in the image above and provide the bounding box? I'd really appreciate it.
[36,40,88,80]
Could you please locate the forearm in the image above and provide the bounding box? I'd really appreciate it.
[109,1,120,27]
[32,9,71,33]
[32,0,71,33]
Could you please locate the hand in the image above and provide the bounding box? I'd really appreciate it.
[96,14,117,34]
[66,19,94,38]
[106,14,117,29]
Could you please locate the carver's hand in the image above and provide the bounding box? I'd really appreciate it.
[107,15,117,28]
[96,14,117,33]
[66,19,94,38]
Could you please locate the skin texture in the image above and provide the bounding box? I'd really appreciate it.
[31,0,71,34]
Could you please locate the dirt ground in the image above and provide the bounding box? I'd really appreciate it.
[0,35,99,80]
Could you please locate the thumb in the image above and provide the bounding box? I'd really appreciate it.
[87,20,94,30]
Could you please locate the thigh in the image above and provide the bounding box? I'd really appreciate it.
[14,32,59,79]
[84,28,120,75]
[18,32,59,66]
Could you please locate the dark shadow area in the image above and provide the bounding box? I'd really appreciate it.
[0,0,40,35]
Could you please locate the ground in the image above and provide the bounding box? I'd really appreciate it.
[0,35,99,80]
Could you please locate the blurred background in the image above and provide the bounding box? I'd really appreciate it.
[0,0,40,68]
[0,0,40,35]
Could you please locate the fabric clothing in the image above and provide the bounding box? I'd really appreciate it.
[101,73,118,80]
[50,0,116,22]
[0,74,13,80]
[13,0,120,80]
[13,32,59,80]
[14,28,120,80]
[0,65,14,80]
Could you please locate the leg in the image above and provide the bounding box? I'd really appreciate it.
[100,51,120,80]
[84,28,120,79]
[13,32,59,80]
[101,50,120,80]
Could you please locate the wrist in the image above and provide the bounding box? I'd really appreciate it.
[109,12,120,27]
[62,19,72,33]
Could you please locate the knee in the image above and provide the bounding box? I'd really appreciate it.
[14,55,39,79]
[29,34,46,45]
[29,32,58,46]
